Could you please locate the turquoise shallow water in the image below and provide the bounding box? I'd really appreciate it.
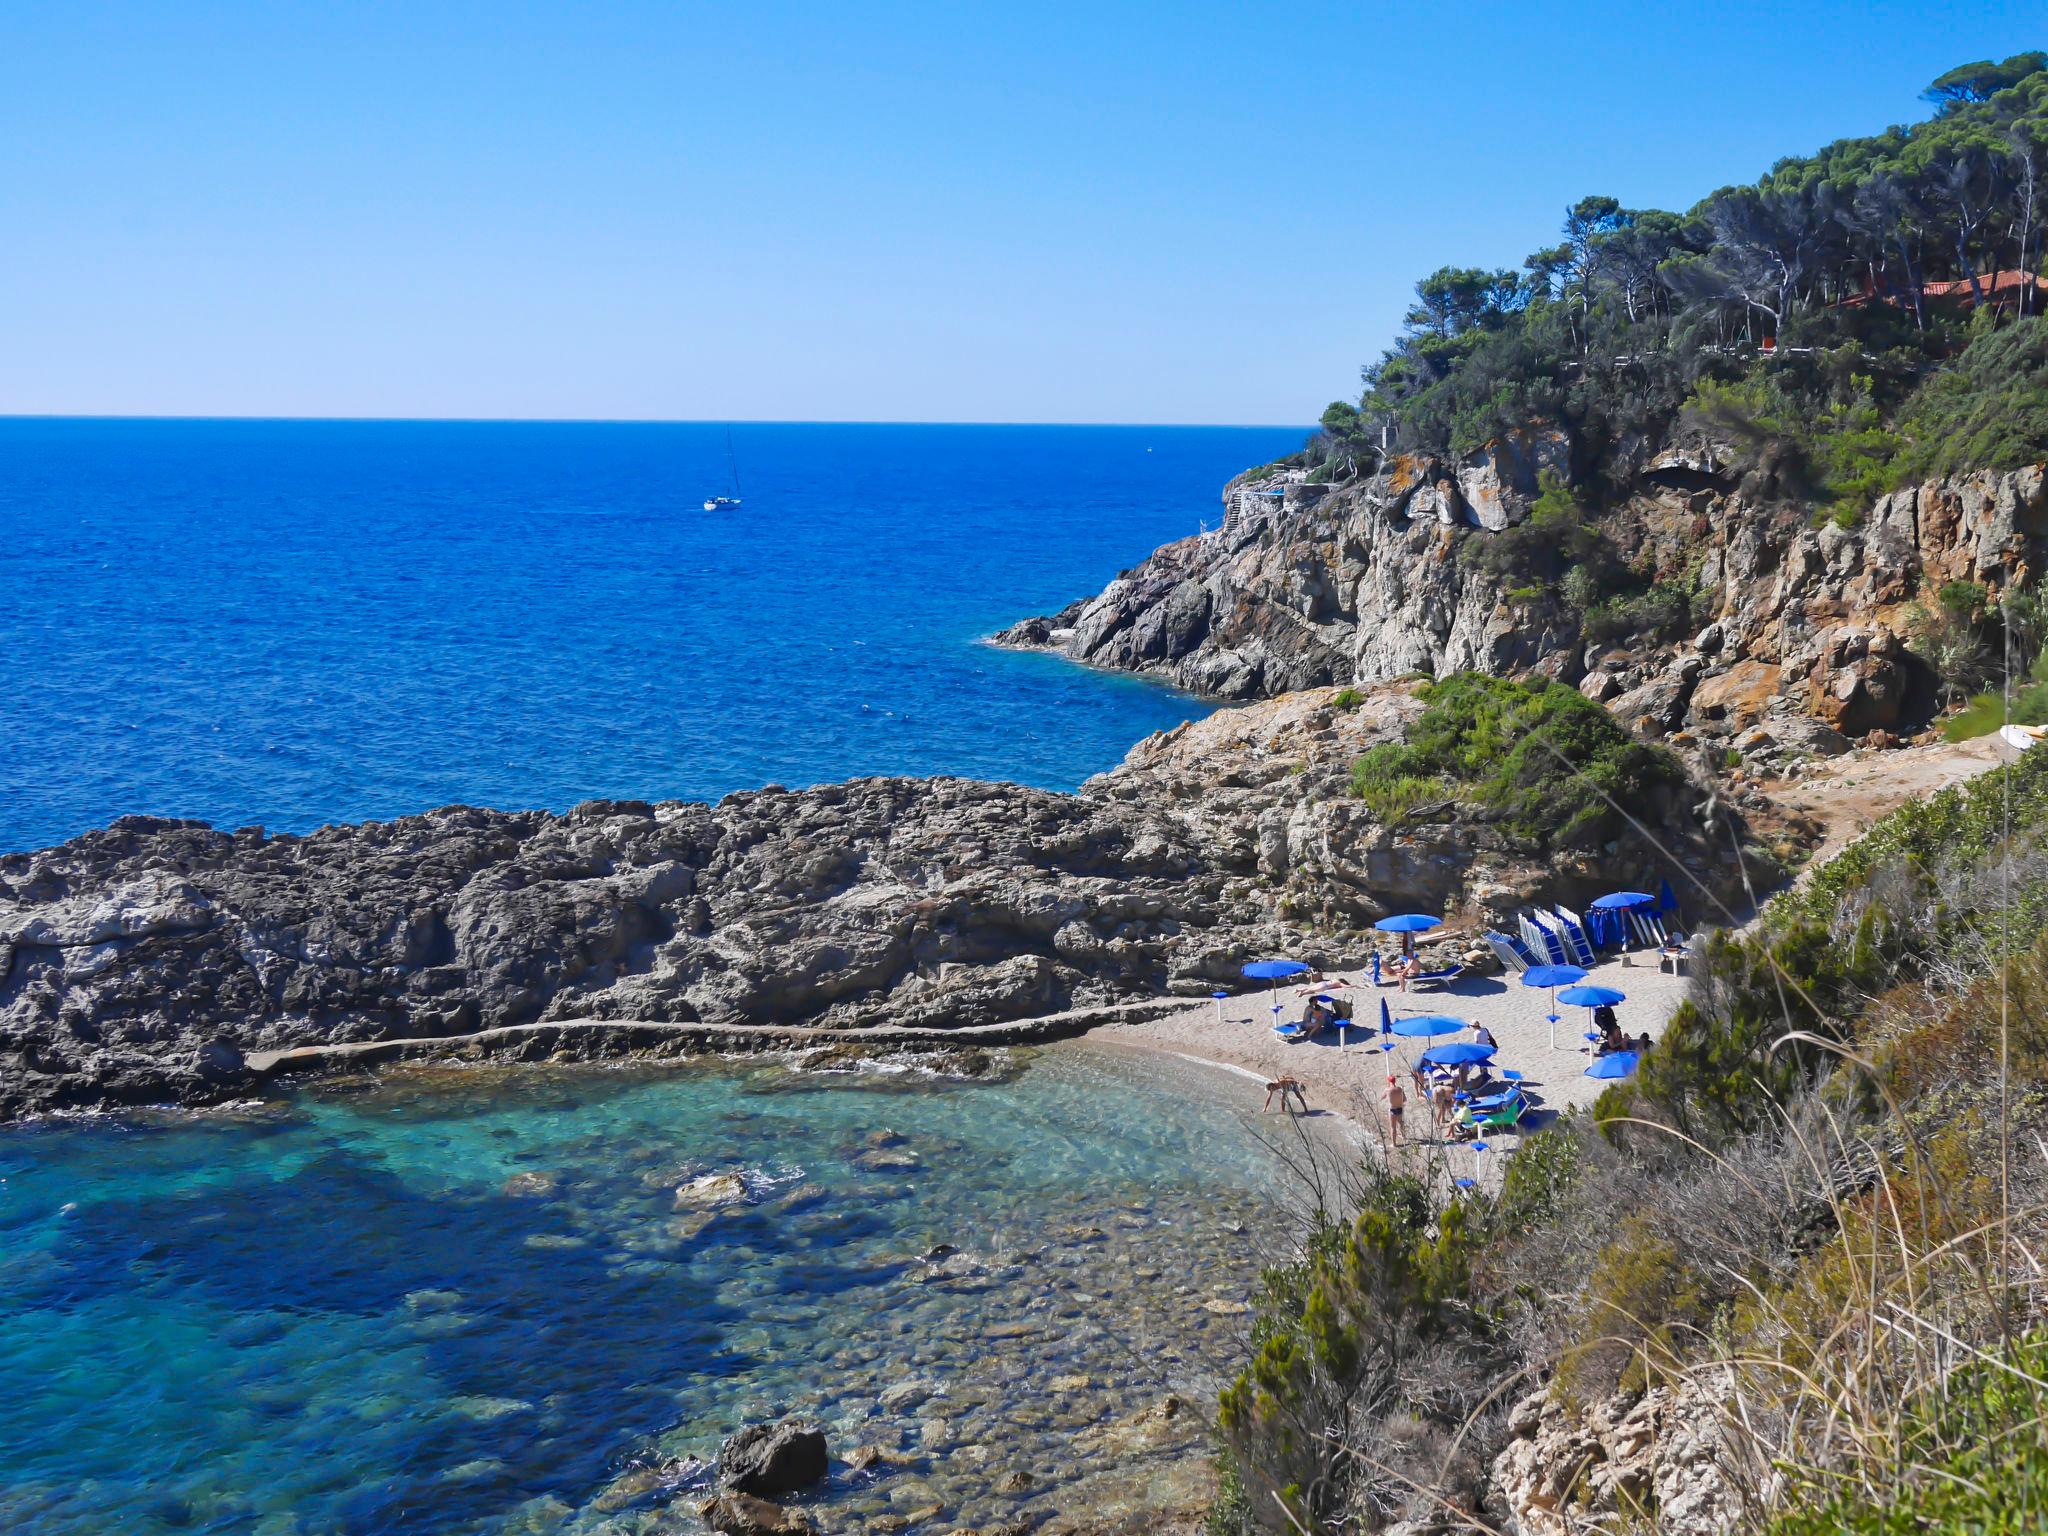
[0,1045,1302,1535]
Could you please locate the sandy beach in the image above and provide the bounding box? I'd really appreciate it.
[1089,954,1692,1181]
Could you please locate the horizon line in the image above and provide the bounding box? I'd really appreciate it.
[0,411,1315,431]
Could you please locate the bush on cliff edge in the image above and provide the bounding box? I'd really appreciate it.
[1349,673,1682,846]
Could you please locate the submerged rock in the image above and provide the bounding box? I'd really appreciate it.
[676,1172,751,1210]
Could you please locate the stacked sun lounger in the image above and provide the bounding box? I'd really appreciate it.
[1484,931,1535,972]
[1519,912,1570,967]
[1550,905,1598,966]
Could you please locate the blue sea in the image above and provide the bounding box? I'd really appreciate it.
[0,418,1301,853]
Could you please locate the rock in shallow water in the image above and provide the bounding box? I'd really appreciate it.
[698,1491,815,1536]
[677,1172,752,1210]
[720,1419,830,1497]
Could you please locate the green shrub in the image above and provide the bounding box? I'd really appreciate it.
[1330,686,1363,710]
[1768,1327,2048,1535]
[1217,1174,1487,1532]
[1944,690,2007,741]
[1349,673,1682,849]
[1889,316,2048,482]
[1496,1120,1587,1233]
[1555,1213,1710,1402]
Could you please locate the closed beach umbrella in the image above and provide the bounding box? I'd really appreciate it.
[1656,878,1678,917]
[1373,914,1441,933]
[1242,957,1310,1028]
[1585,1051,1640,1079]
[1419,1041,1494,1067]
[1378,996,1395,1053]
[1522,963,1588,1051]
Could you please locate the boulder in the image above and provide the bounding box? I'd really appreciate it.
[1806,627,1910,736]
[1454,428,1572,532]
[676,1172,751,1211]
[719,1420,829,1498]
[697,1492,814,1536]
[1688,660,1781,730]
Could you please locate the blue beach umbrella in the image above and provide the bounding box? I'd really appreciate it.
[1522,963,1588,1050]
[1557,985,1626,1009]
[1373,914,1441,933]
[1656,878,1679,917]
[1242,959,1312,980]
[1419,1041,1495,1067]
[1242,957,1311,1027]
[1389,1013,1467,1038]
[1560,983,1627,1051]
[1378,997,1395,1052]
[1585,1051,1640,1079]
[1592,891,1655,950]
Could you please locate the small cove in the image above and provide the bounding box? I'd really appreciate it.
[0,1044,1332,1535]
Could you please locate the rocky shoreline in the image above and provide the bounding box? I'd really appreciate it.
[995,453,2048,768]
[0,681,1752,1121]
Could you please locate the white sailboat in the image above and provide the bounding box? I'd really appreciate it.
[704,428,743,511]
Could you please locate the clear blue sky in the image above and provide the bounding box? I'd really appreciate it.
[4,1,2042,424]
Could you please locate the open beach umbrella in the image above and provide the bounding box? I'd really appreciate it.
[1388,1013,1467,1038]
[1591,891,1654,950]
[1557,984,1626,1009]
[1584,1051,1640,1080]
[1522,963,1587,1051]
[1419,1041,1495,1067]
[1242,958,1310,1029]
[1559,983,1627,1052]
[1373,914,1441,933]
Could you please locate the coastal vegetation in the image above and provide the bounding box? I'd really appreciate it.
[1214,740,2048,1533]
[1349,674,1682,847]
[1309,51,2048,507]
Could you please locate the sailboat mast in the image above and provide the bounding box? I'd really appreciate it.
[725,427,741,496]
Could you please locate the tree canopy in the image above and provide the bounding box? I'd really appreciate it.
[1308,52,2048,486]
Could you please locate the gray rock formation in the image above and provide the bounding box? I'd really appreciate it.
[1491,1380,1748,1535]
[0,685,1743,1119]
[719,1419,829,1498]
[997,448,2048,756]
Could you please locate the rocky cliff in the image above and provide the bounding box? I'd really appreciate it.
[0,684,1746,1120]
[998,443,2048,766]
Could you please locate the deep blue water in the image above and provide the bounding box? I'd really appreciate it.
[0,419,1300,852]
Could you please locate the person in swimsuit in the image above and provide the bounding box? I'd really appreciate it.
[1385,1075,1407,1145]
[1432,1077,1457,1126]
[1263,1075,1308,1114]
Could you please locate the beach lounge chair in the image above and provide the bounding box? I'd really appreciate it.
[1522,912,1570,967]
[1552,905,1598,966]
[1476,1094,1527,1134]
[1408,963,1465,990]
[1485,930,1535,972]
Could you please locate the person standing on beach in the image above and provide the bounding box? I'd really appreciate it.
[1385,1075,1407,1146]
